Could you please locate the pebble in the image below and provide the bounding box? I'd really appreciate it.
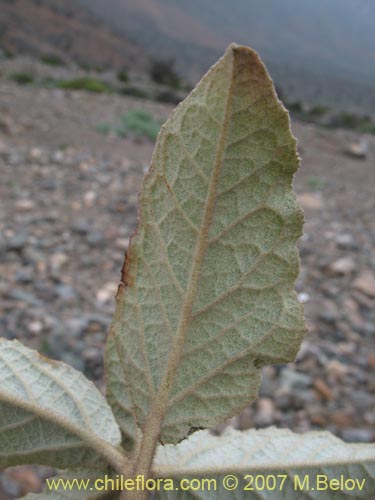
[297,192,323,210]
[313,378,334,401]
[15,199,35,212]
[6,290,42,307]
[328,257,356,275]
[280,368,312,390]
[6,151,25,166]
[49,252,68,272]
[83,190,98,207]
[6,232,28,252]
[55,284,77,301]
[334,233,358,250]
[14,267,34,283]
[28,321,43,334]
[297,292,310,303]
[318,300,340,325]
[71,218,91,235]
[352,272,375,297]
[254,398,275,427]
[87,230,105,247]
[5,468,41,495]
[96,282,117,304]
[60,352,85,372]
[341,428,374,443]
[344,138,369,159]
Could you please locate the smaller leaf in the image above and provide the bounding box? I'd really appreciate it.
[0,339,123,470]
[153,427,375,499]
[20,469,119,500]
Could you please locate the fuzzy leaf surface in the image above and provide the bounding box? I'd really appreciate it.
[153,428,375,499]
[106,44,305,446]
[0,339,122,469]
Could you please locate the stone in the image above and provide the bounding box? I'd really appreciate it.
[280,368,312,390]
[238,407,253,430]
[313,378,333,400]
[28,321,43,334]
[6,290,42,307]
[275,388,293,411]
[87,230,105,247]
[328,257,356,275]
[71,218,91,235]
[259,366,277,397]
[335,233,358,250]
[367,353,375,370]
[331,410,354,428]
[341,428,374,443]
[7,150,25,166]
[29,146,41,158]
[60,351,84,372]
[15,199,35,212]
[352,272,375,297]
[254,398,275,427]
[14,267,34,284]
[344,138,368,159]
[82,346,102,363]
[350,391,375,412]
[0,472,21,497]
[96,282,117,304]
[55,284,77,301]
[6,232,28,251]
[83,190,98,207]
[6,467,42,495]
[297,292,310,303]
[318,300,340,325]
[49,252,68,272]
[297,192,323,210]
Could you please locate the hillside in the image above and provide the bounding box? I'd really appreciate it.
[78,0,375,82]
[77,0,375,115]
[0,0,150,71]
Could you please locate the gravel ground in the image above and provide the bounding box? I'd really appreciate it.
[0,79,374,498]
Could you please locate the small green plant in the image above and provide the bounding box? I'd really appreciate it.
[307,176,325,190]
[288,101,303,113]
[358,121,375,134]
[57,77,111,93]
[309,104,329,117]
[41,54,65,66]
[150,58,181,88]
[10,71,34,85]
[97,109,162,141]
[117,69,129,83]
[3,46,14,58]
[121,86,150,99]
[1,45,374,500]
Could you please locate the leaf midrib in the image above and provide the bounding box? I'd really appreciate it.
[131,48,238,478]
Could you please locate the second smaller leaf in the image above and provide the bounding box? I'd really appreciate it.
[0,339,123,470]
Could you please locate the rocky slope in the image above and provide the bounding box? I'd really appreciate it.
[0,0,149,71]
[0,66,374,498]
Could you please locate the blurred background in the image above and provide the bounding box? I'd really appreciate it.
[0,0,374,497]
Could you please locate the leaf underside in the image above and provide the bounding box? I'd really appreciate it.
[106,43,306,446]
[153,428,375,499]
[0,339,121,469]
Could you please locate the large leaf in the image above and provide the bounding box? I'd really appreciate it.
[0,339,123,470]
[106,44,305,449]
[21,469,119,500]
[153,428,375,499]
